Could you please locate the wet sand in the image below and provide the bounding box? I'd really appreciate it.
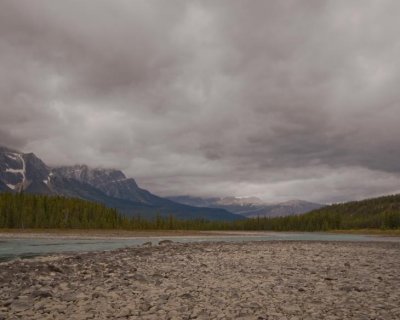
[1,241,399,319]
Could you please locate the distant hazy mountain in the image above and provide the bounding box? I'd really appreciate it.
[239,200,325,218]
[0,146,243,221]
[168,195,324,217]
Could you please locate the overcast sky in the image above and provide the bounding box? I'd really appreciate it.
[1,1,400,203]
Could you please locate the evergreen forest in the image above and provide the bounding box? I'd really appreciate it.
[0,192,399,231]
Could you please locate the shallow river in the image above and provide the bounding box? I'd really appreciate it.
[1,232,399,262]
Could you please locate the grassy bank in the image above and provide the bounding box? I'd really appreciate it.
[330,229,400,236]
[0,228,226,238]
[1,228,400,238]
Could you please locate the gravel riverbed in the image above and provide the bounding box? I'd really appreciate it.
[1,241,399,320]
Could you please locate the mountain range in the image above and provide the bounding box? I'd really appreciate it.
[168,195,324,218]
[0,145,324,220]
[0,146,242,221]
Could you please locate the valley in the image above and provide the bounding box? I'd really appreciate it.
[0,146,322,221]
[0,147,242,221]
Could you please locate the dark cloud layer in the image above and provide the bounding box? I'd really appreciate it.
[1,0,400,203]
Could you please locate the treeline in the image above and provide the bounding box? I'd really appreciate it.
[265,194,400,231]
[233,194,400,231]
[0,193,232,230]
[0,193,124,229]
[0,193,400,231]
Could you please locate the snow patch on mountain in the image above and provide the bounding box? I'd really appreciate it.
[5,168,22,173]
[5,153,19,161]
[17,153,26,188]
[43,172,54,185]
[2,152,27,191]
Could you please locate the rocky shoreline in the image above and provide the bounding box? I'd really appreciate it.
[1,241,399,319]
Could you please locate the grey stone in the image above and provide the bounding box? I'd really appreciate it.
[158,240,173,245]
[32,290,53,299]
[47,264,63,273]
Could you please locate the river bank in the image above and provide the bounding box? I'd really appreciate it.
[1,228,400,240]
[1,241,399,319]
[330,228,400,237]
[0,229,230,239]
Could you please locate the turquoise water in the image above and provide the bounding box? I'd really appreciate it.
[0,232,399,262]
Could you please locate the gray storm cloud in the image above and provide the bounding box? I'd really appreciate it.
[1,0,400,203]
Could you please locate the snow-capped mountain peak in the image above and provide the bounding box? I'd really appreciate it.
[0,146,243,221]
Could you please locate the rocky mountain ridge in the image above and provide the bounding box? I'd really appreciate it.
[0,146,243,221]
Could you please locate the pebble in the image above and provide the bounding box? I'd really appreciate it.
[0,241,399,319]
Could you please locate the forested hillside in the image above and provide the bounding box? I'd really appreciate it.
[0,193,235,230]
[1,193,400,231]
[0,193,124,229]
[236,194,400,231]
